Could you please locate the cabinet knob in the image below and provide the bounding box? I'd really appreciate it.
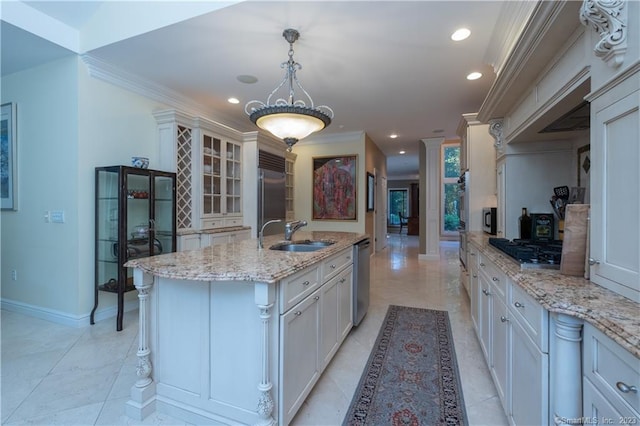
[492,277,499,282]
[588,258,600,266]
[616,382,638,394]
[340,278,346,283]
[472,274,477,278]
[482,289,490,296]
[480,263,485,267]
[514,301,524,308]
[500,316,509,323]
[294,311,302,316]
[330,264,336,269]
[302,280,310,286]
[314,296,320,301]
[470,252,476,256]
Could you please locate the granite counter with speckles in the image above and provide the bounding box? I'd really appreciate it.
[125,231,367,284]
[467,232,640,358]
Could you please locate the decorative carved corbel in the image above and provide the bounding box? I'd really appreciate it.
[488,119,504,155]
[580,0,627,68]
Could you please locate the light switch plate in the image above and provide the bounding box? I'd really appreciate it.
[50,210,65,223]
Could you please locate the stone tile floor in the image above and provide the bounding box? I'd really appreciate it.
[1,235,507,425]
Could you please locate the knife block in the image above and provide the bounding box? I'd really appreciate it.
[560,205,590,276]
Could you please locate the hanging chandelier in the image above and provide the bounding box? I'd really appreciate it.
[245,28,334,151]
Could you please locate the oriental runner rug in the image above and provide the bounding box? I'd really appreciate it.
[343,305,468,426]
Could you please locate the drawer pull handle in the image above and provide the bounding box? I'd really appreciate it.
[330,264,336,269]
[480,263,485,267]
[314,296,320,301]
[482,289,490,296]
[294,311,302,316]
[500,316,509,323]
[492,277,499,282]
[616,382,638,394]
[470,252,476,256]
[302,280,310,286]
[340,278,346,283]
[514,301,524,308]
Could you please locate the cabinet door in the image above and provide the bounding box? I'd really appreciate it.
[202,133,223,216]
[510,316,548,426]
[178,234,201,251]
[491,296,509,408]
[590,89,640,301]
[338,267,353,343]
[478,273,492,363]
[320,275,340,370]
[280,291,320,425]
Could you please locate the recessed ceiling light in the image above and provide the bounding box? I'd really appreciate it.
[228,97,240,104]
[390,133,398,139]
[467,72,482,80]
[451,28,471,41]
[399,150,406,155]
[237,75,258,84]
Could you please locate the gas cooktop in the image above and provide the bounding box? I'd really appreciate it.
[488,237,563,270]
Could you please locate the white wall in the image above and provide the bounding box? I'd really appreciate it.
[292,132,366,234]
[1,55,170,326]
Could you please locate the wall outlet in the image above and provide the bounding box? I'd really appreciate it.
[11,270,17,281]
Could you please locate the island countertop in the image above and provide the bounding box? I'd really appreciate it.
[467,232,640,358]
[124,231,367,284]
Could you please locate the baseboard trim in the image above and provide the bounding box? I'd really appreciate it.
[0,298,138,328]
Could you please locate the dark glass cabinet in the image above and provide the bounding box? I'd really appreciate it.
[91,166,176,331]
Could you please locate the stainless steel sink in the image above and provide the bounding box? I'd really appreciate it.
[269,240,335,252]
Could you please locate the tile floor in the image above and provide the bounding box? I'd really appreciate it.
[1,235,508,425]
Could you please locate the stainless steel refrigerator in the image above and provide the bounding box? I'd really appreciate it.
[258,168,286,236]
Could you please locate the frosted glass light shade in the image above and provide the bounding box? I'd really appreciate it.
[250,106,332,143]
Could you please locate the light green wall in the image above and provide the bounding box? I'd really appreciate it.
[1,56,169,324]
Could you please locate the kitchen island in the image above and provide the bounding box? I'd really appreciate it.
[465,231,639,425]
[124,231,366,426]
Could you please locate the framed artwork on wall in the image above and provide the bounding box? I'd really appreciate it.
[577,144,590,187]
[312,155,357,220]
[1,103,17,211]
[366,172,374,212]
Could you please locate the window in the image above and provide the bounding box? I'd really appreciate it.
[442,144,460,234]
[388,189,408,226]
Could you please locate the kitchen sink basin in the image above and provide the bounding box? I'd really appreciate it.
[269,240,335,252]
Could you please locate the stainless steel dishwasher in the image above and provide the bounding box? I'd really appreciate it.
[353,238,371,326]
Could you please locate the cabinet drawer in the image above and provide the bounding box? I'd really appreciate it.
[224,217,243,227]
[478,253,506,301]
[509,282,548,353]
[280,266,321,313]
[201,218,225,229]
[584,324,640,416]
[322,248,353,282]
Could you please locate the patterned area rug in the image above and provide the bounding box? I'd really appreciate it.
[343,305,468,426]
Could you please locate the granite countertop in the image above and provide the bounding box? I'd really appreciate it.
[125,231,367,284]
[467,232,640,358]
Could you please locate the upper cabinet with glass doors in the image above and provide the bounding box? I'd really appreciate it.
[154,110,244,232]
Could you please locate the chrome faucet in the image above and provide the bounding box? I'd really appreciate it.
[258,219,282,249]
[284,220,308,241]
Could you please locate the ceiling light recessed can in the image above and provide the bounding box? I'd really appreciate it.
[467,72,482,80]
[228,97,240,104]
[399,150,406,155]
[237,75,258,84]
[451,28,471,41]
[390,133,398,139]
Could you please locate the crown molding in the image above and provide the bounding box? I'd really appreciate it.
[295,130,365,147]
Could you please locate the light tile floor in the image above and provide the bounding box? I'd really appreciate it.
[1,235,508,425]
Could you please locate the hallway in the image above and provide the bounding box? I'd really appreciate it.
[1,234,507,425]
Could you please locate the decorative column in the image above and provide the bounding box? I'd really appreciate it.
[419,137,445,260]
[256,303,276,425]
[551,313,584,425]
[488,119,505,156]
[126,268,156,421]
[580,0,628,68]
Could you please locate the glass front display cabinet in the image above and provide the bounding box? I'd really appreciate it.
[91,166,176,331]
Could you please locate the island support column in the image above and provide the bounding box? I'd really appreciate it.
[126,268,157,420]
[255,282,277,426]
[551,313,583,425]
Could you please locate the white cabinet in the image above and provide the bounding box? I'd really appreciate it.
[583,324,640,422]
[457,114,497,232]
[473,246,550,425]
[279,247,353,424]
[285,154,296,221]
[154,109,244,232]
[177,229,250,251]
[587,70,640,302]
[468,245,480,332]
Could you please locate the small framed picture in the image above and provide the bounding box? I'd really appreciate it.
[366,172,374,212]
[1,102,17,211]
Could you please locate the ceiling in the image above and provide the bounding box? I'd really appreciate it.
[2,1,510,179]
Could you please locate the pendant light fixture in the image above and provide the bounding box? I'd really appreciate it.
[245,29,334,151]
